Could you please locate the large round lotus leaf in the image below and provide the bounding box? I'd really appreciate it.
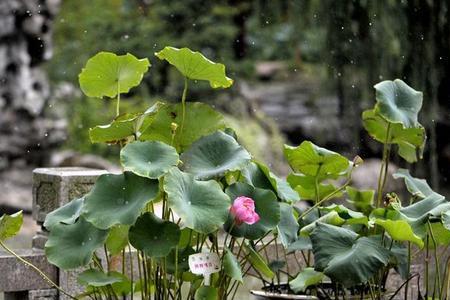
[83,172,159,230]
[374,79,423,128]
[225,182,280,240]
[140,102,226,152]
[180,131,251,180]
[129,212,180,258]
[362,109,426,163]
[79,52,150,98]
[77,269,125,287]
[121,141,179,179]
[156,47,233,88]
[44,197,84,230]
[284,141,350,180]
[0,211,23,241]
[310,223,390,287]
[289,268,324,293]
[164,168,230,234]
[45,216,109,270]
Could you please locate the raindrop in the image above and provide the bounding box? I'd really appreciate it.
[123,34,129,40]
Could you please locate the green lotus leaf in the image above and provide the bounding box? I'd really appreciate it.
[255,162,300,202]
[164,168,230,234]
[0,211,23,241]
[393,169,436,199]
[225,182,280,240]
[129,212,180,258]
[89,102,164,144]
[287,173,340,201]
[178,228,200,249]
[284,141,350,179]
[78,269,126,287]
[287,236,312,252]
[289,268,324,293]
[140,102,227,152]
[310,223,390,287]
[243,243,275,279]
[346,186,374,215]
[83,172,159,230]
[181,131,251,180]
[427,222,450,247]
[362,109,426,162]
[166,247,196,275]
[195,286,219,300]
[373,219,423,248]
[155,47,233,88]
[121,141,179,179]
[45,216,109,269]
[223,248,243,282]
[105,225,129,256]
[300,211,345,236]
[44,198,84,230]
[321,204,368,226]
[79,52,150,98]
[374,79,423,128]
[277,203,299,247]
[240,161,273,190]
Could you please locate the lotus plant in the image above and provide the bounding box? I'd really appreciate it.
[0,47,302,300]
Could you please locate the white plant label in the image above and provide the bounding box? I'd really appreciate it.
[188,252,220,275]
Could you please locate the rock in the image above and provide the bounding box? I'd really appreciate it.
[0,167,33,213]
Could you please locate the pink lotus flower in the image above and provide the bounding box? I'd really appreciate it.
[230,196,260,225]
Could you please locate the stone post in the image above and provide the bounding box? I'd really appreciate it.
[31,167,107,299]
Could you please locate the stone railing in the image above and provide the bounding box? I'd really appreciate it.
[0,168,106,300]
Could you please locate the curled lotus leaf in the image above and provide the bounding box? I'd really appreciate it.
[155,46,233,88]
[44,197,84,230]
[374,79,423,128]
[0,211,23,241]
[79,52,150,98]
[284,141,350,180]
[311,223,390,287]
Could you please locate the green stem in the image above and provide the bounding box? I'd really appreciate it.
[376,123,391,208]
[180,77,188,135]
[116,82,121,117]
[428,221,441,299]
[405,242,411,300]
[0,240,77,300]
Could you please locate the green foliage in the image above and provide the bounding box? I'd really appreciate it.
[180,131,251,180]
[105,225,129,256]
[289,268,324,293]
[310,223,390,287]
[140,102,227,152]
[277,203,299,247]
[129,213,180,258]
[194,286,218,300]
[83,172,159,229]
[223,248,243,282]
[156,47,233,88]
[164,168,230,234]
[79,52,150,98]
[121,141,179,179]
[0,211,23,241]
[78,269,126,287]
[44,198,84,230]
[243,243,275,279]
[45,216,109,269]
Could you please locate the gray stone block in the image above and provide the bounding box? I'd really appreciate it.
[0,249,56,292]
[32,167,107,224]
[28,289,58,300]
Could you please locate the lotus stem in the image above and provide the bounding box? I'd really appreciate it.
[376,123,391,208]
[180,77,188,135]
